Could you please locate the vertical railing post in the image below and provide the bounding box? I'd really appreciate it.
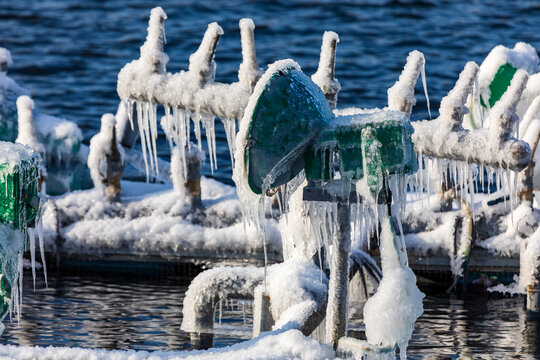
[186,147,202,208]
[325,201,351,348]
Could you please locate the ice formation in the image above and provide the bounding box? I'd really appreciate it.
[0,142,46,328]
[388,50,425,117]
[181,258,327,338]
[363,217,424,359]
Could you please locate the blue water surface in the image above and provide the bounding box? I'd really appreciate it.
[1,1,540,358]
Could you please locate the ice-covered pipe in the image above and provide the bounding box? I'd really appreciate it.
[388,50,425,117]
[312,31,341,109]
[439,62,479,131]
[88,114,125,201]
[181,266,264,347]
[238,18,262,91]
[325,202,350,349]
[412,65,531,171]
[519,119,540,202]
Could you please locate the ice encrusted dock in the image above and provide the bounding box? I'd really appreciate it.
[40,179,282,268]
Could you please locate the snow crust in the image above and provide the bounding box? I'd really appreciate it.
[0,141,38,168]
[41,179,281,256]
[0,330,334,360]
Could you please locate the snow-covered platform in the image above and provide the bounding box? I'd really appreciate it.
[40,179,282,270]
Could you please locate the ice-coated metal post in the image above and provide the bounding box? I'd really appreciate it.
[189,22,223,83]
[325,201,351,349]
[387,50,424,117]
[238,18,262,92]
[312,31,341,109]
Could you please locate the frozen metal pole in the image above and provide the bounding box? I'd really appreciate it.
[325,201,351,349]
[312,31,341,109]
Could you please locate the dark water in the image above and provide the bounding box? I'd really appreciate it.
[1,270,254,352]
[2,270,540,359]
[2,0,540,358]
[2,0,540,182]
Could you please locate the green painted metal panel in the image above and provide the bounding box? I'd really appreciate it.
[245,65,333,194]
[0,147,40,231]
[305,111,417,181]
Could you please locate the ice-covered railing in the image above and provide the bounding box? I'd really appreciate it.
[398,60,531,172]
[117,7,261,178]
[390,54,533,217]
[117,7,345,181]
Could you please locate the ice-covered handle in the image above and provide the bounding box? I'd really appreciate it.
[238,18,262,91]
[312,31,341,109]
[387,50,425,116]
[439,62,479,131]
[189,22,224,82]
[140,7,168,74]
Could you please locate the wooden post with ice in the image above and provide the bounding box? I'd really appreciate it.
[88,114,125,202]
[171,144,203,208]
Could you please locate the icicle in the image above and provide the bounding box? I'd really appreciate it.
[201,114,217,173]
[37,215,48,288]
[222,118,237,167]
[136,102,150,182]
[192,113,203,151]
[420,61,431,119]
[219,299,223,325]
[28,227,36,291]
[17,250,23,323]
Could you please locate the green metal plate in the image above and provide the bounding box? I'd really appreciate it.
[0,143,41,230]
[244,64,333,194]
[304,111,417,181]
[481,63,517,108]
